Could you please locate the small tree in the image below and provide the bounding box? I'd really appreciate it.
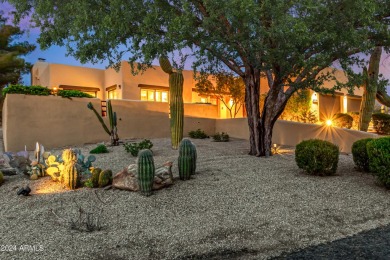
[195,73,245,118]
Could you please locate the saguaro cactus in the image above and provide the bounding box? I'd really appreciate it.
[60,149,79,190]
[178,138,197,180]
[87,100,119,145]
[159,56,184,149]
[137,149,155,196]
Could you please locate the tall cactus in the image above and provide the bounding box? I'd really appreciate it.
[137,149,155,196]
[159,56,184,150]
[87,100,119,145]
[60,149,79,190]
[178,138,197,180]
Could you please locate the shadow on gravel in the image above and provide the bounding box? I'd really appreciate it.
[175,248,259,260]
[272,223,390,260]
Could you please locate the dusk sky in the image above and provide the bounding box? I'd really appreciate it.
[1,1,390,93]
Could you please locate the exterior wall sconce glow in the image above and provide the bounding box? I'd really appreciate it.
[326,119,333,126]
[272,143,280,155]
[229,98,234,107]
[311,92,318,102]
[52,87,58,95]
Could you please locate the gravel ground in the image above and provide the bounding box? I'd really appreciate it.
[0,137,390,260]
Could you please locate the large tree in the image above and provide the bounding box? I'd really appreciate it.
[0,13,35,88]
[195,72,245,118]
[7,0,390,156]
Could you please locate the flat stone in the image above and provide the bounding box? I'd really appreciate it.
[0,166,17,176]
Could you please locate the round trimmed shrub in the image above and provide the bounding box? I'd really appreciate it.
[351,138,374,172]
[372,113,390,135]
[333,113,353,129]
[366,137,390,188]
[295,139,339,175]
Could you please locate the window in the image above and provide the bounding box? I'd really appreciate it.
[140,89,169,102]
[108,90,117,99]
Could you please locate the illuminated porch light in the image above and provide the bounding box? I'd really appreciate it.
[311,92,318,102]
[326,119,333,126]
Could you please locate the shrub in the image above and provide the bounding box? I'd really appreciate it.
[372,113,390,135]
[123,139,153,156]
[351,138,374,172]
[57,90,93,98]
[295,139,339,175]
[332,113,353,129]
[366,137,390,188]
[348,112,360,130]
[90,144,109,154]
[212,132,230,142]
[188,129,208,139]
[2,84,51,96]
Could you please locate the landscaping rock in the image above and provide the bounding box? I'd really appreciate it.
[113,162,173,192]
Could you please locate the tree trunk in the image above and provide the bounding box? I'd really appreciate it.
[243,68,289,157]
[359,47,382,131]
[243,68,261,156]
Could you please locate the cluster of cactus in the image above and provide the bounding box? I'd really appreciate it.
[178,138,197,180]
[73,149,96,173]
[87,100,119,146]
[159,56,184,150]
[28,142,51,180]
[85,168,113,188]
[137,149,155,196]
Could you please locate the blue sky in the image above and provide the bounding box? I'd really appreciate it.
[2,1,390,93]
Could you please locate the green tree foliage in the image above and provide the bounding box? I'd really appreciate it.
[8,0,390,156]
[195,72,245,118]
[0,14,35,88]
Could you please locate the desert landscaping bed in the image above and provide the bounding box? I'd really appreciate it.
[1,138,390,260]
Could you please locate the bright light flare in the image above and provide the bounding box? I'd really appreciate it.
[326,120,333,126]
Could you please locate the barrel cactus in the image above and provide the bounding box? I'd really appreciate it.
[60,149,80,190]
[159,56,184,149]
[137,149,155,196]
[91,168,102,187]
[98,169,113,188]
[178,138,197,180]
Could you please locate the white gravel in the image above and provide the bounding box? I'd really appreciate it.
[0,138,390,260]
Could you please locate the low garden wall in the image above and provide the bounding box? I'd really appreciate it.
[216,118,378,153]
[3,95,215,151]
[3,94,376,153]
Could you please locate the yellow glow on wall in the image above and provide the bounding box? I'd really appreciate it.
[343,95,348,113]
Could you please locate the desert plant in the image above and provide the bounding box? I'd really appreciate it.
[123,139,153,157]
[188,129,208,139]
[73,149,96,174]
[178,138,197,180]
[2,84,51,96]
[366,137,390,188]
[0,171,3,185]
[91,168,102,188]
[60,149,80,190]
[137,149,155,196]
[159,56,184,149]
[372,113,390,135]
[57,90,93,98]
[299,110,317,123]
[98,169,113,188]
[87,100,119,145]
[295,139,339,176]
[90,144,109,154]
[212,132,230,142]
[332,113,353,129]
[348,112,360,130]
[351,138,374,172]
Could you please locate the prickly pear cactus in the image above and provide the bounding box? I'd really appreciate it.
[159,56,184,149]
[137,149,155,196]
[60,149,79,190]
[178,138,197,180]
[98,169,113,188]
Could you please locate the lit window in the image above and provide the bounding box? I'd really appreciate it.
[108,90,116,99]
[148,90,155,101]
[200,97,207,103]
[141,90,147,101]
[140,89,169,102]
[156,91,161,102]
[162,92,168,102]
